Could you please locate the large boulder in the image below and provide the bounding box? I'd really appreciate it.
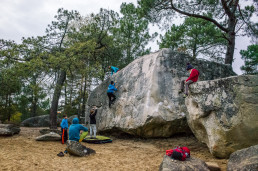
[0,124,20,136]
[185,75,258,158]
[21,115,61,127]
[227,144,258,171]
[159,155,209,171]
[36,132,61,141]
[86,49,234,138]
[66,140,96,157]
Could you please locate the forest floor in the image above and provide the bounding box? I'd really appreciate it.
[0,127,227,171]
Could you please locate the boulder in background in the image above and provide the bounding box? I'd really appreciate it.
[21,115,61,127]
[186,75,258,158]
[0,124,20,136]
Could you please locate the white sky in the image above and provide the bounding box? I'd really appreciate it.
[0,0,254,74]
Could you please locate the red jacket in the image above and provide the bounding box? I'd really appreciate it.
[186,69,199,82]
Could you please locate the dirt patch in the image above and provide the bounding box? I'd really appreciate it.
[0,127,227,171]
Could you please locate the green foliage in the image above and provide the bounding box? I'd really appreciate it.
[159,17,226,61]
[137,0,257,65]
[117,3,157,66]
[10,112,22,124]
[0,5,159,124]
[240,44,258,75]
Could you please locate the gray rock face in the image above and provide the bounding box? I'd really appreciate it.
[21,115,61,127]
[0,124,20,136]
[36,132,61,141]
[159,155,209,171]
[86,49,235,138]
[185,75,258,158]
[227,145,258,171]
[66,140,96,157]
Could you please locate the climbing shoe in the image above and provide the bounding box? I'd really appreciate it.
[57,152,64,157]
[183,94,188,98]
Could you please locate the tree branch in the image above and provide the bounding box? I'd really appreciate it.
[238,4,256,34]
[232,0,239,14]
[222,33,231,42]
[169,0,228,33]
[221,0,232,17]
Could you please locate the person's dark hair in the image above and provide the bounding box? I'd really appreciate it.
[111,81,114,84]
[63,114,67,118]
[186,63,193,70]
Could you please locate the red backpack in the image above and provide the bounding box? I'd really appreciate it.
[166,146,190,161]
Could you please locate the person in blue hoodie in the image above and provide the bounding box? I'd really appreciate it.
[109,66,119,76]
[107,81,118,107]
[60,114,68,144]
[68,118,88,142]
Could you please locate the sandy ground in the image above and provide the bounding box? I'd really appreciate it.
[0,127,227,171]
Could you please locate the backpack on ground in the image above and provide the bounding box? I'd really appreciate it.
[165,146,190,161]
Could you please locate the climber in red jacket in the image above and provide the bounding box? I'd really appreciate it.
[179,63,199,98]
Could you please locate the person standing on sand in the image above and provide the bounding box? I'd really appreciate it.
[179,63,199,98]
[89,106,97,139]
[60,114,68,144]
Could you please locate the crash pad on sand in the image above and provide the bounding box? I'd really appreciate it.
[83,135,112,144]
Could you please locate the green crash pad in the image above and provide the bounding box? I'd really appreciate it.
[83,135,112,144]
[79,131,88,142]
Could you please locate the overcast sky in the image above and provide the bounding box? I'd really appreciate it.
[0,0,254,74]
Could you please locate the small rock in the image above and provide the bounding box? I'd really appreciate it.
[205,162,221,171]
[39,129,62,135]
[227,144,258,171]
[0,124,20,136]
[159,155,209,171]
[36,132,61,141]
[66,140,95,157]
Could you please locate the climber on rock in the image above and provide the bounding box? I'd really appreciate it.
[179,63,199,98]
[109,66,119,76]
[107,81,118,107]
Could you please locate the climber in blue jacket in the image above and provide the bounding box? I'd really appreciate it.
[60,114,68,144]
[68,118,88,142]
[107,81,118,107]
[109,66,119,76]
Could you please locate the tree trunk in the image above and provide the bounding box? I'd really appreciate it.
[64,81,67,105]
[81,75,88,120]
[224,30,235,65]
[49,70,66,129]
[223,4,237,65]
[8,95,11,121]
